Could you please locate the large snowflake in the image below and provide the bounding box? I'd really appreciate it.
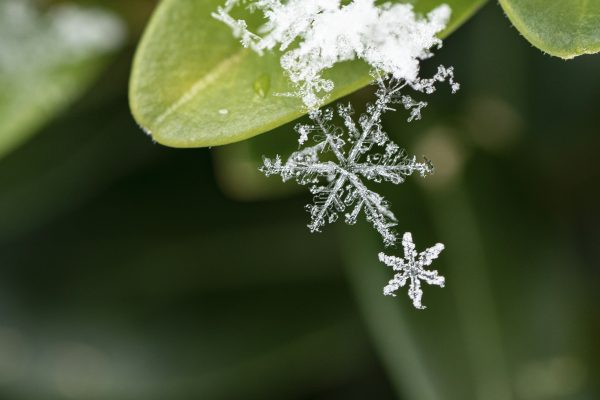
[379,232,445,309]
[260,78,433,246]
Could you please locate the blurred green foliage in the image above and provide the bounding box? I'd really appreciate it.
[0,1,599,400]
[0,0,131,159]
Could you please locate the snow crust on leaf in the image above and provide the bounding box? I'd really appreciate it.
[213,0,455,108]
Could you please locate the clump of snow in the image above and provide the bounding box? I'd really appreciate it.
[213,0,456,108]
[379,232,445,309]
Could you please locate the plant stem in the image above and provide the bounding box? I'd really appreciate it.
[339,178,514,400]
[340,227,442,400]
[424,180,513,400]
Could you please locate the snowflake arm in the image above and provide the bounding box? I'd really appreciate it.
[418,242,445,267]
[379,232,445,309]
[342,175,398,245]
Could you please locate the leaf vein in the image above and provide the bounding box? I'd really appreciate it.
[154,49,248,126]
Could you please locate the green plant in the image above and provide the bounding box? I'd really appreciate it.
[0,0,126,159]
[129,0,600,148]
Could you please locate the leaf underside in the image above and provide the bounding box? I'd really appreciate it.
[499,0,600,59]
[129,0,488,148]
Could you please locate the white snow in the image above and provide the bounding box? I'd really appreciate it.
[213,0,456,108]
[379,232,445,309]
[260,77,435,246]
[216,0,454,307]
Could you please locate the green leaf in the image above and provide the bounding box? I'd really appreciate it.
[0,61,106,159]
[499,0,600,59]
[0,1,125,159]
[129,0,487,148]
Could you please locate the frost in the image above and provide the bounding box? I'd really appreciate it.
[213,0,457,108]
[260,77,434,246]
[379,232,445,309]
[216,0,455,306]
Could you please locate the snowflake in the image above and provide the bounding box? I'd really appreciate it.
[379,232,445,309]
[213,0,457,108]
[260,77,435,246]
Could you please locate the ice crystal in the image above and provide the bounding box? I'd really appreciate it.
[213,0,457,108]
[379,232,445,309]
[260,77,435,246]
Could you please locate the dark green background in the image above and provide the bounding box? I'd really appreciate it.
[0,1,598,399]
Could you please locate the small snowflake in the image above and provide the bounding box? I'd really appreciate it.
[260,78,433,246]
[379,232,445,309]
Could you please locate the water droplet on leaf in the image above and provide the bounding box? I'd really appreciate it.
[252,74,271,98]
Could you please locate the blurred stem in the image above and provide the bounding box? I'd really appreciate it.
[340,178,514,400]
[340,228,442,400]
[161,318,368,399]
[424,179,513,400]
